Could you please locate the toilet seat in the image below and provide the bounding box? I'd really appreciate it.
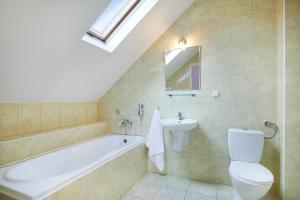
[229,161,274,185]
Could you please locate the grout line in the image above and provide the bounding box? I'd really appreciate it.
[183,182,189,200]
[85,102,88,124]
[39,103,41,132]
[216,184,220,200]
[251,0,254,16]
[127,173,228,200]
[150,184,161,200]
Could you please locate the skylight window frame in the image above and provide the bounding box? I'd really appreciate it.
[87,0,141,42]
[82,0,159,52]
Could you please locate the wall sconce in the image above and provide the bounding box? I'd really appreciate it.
[178,37,187,49]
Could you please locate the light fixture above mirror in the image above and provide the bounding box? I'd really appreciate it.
[178,38,187,49]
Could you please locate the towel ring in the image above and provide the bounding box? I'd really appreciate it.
[263,120,279,139]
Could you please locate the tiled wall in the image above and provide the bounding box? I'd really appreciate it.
[98,0,280,198]
[284,0,300,199]
[276,0,285,198]
[0,102,99,141]
[0,122,108,166]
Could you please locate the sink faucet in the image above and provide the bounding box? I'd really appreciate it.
[177,112,184,120]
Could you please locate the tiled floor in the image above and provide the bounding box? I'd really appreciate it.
[121,173,235,200]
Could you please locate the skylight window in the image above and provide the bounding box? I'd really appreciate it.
[87,0,141,42]
[82,0,159,52]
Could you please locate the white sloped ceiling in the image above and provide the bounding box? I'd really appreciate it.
[0,0,194,102]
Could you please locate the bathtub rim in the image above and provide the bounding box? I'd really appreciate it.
[0,132,141,168]
[0,133,146,200]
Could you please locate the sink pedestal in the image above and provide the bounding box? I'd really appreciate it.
[161,118,197,152]
[172,131,188,151]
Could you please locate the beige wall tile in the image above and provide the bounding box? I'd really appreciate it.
[59,177,83,200]
[30,122,107,157]
[284,173,300,200]
[59,102,75,127]
[18,103,41,134]
[0,137,31,165]
[44,192,60,200]
[190,153,210,182]
[30,130,65,156]
[74,102,86,126]
[86,102,98,123]
[41,103,59,131]
[0,122,107,166]
[285,0,300,198]
[59,102,86,128]
[230,0,253,18]
[59,144,146,200]
[0,104,18,138]
[0,101,101,140]
[0,193,15,200]
[253,0,276,14]
[230,16,255,45]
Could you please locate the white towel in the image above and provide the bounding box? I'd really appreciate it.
[146,108,164,172]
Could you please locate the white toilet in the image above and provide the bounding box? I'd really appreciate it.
[228,128,274,200]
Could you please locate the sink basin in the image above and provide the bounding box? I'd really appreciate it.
[161,118,198,151]
[160,119,197,132]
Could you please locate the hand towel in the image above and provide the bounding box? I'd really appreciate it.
[146,108,164,172]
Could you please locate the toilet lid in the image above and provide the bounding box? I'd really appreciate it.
[230,161,274,184]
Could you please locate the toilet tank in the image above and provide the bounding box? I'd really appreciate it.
[228,128,264,163]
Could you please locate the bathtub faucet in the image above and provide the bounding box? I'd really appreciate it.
[119,119,135,136]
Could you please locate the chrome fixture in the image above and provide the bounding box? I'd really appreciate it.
[120,119,130,128]
[263,120,279,139]
[168,93,196,97]
[138,104,144,120]
[177,112,184,120]
[178,37,187,49]
[119,119,135,136]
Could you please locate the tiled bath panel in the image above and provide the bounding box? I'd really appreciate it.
[56,144,147,200]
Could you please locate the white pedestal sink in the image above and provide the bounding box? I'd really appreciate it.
[161,119,198,151]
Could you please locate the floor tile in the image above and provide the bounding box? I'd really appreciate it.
[185,192,216,200]
[152,187,186,200]
[162,176,190,191]
[120,195,145,200]
[188,181,217,197]
[126,182,160,200]
[120,173,234,200]
[139,172,167,186]
[216,185,235,200]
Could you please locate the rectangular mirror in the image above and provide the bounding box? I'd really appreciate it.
[164,46,201,92]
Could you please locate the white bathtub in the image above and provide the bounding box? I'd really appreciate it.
[0,134,146,200]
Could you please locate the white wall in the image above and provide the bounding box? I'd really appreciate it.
[0,0,194,102]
